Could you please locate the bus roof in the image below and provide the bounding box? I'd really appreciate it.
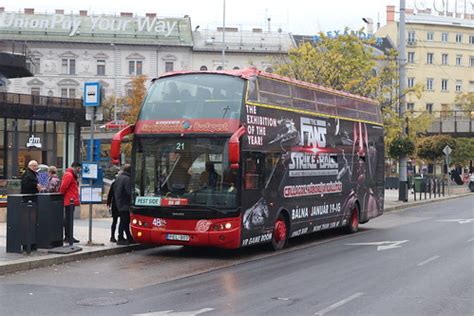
[154,68,378,105]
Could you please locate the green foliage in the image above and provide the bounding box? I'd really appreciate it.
[451,137,474,166]
[416,135,456,163]
[388,137,415,159]
[272,28,427,157]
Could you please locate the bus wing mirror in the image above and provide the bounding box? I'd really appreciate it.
[229,126,246,170]
[110,125,134,165]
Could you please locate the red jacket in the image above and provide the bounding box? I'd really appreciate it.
[59,168,80,206]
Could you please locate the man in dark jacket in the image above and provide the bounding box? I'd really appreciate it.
[114,164,134,245]
[21,160,41,194]
[106,178,122,243]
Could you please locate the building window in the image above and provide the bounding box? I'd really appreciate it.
[128,60,143,75]
[456,55,462,66]
[426,103,433,113]
[470,81,474,92]
[408,52,415,63]
[62,58,76,75]
[426,78,434,91]
[455,33,463,43]
[200,65,208,71]
[455,80,462,92]
[442,54,448,65]
[408,77,415,88]
[27,57,41,75]
[470,35,474,44]
[441,32,448,42]
[165,61,174,72]
[407,31,416,43]
[61,88,76,98]
[97,60,106,76]
[441,79,448,91]
[407,103,414,111]
[427,32,434,41]
[470,56,474,67]
[427,53,433,64]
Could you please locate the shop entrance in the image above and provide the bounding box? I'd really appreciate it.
[18,149,45,175]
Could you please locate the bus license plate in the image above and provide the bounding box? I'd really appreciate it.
[166,234,190,242]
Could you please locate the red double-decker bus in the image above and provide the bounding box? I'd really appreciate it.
[111,68,384,250]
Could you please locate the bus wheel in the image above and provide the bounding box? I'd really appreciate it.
[345,206,359,234]
[270,214,288,251]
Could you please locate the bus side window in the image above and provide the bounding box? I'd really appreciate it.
[244,153,264,190]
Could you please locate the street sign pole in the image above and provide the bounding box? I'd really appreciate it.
[83,81,103,247]
[443,145,452,196]
[88,106,95,245]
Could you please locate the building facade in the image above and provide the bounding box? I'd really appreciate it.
[0,8,294,112]
[376,5,474,114]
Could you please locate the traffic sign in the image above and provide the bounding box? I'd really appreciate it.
[83,82,101,106]
[443,145,452,156]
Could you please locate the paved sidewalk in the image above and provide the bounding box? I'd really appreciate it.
[0,189,471,276]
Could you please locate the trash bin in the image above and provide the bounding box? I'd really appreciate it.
[37,193,64,248]
[414,177,423,192]
[6,194,38,253]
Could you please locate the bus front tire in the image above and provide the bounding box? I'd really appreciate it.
[345,206,359,234]
[270,214,288,251]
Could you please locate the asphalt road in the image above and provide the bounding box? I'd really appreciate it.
[0,196,473,316]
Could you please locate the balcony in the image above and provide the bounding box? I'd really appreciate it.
[0,41,33,78]
[424,110,473,136]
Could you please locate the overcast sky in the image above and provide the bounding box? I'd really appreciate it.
[3,0,400,34]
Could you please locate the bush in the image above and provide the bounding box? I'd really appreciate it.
[388,137,415,159]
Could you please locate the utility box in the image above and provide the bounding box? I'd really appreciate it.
[6,194,38,253]
[37,193,64,248]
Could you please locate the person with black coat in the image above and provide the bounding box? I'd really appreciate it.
[21,160,41,194]
[114,164,134,245]
[106,177,123,243]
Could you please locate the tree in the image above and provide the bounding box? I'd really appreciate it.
[416,135,456,163]
[455,92,474,112]
[123,75,147,124]
[121,75,147,158]
[101,95,123,122]
[451,137,474,167]
[272,29,429,155]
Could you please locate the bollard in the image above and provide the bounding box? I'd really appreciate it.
[428,180,431,199]
[442,180,445,196]
[413,182,416,201]
[419,182,422,200]
[424,181,427,200]
[26,200,33,255]
[68,198,74,246]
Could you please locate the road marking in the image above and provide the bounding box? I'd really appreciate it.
[436,218,474,224]
[417,255,440,266]
[314,292,364,315]
[346,240,409,251]
[133,308,214,316]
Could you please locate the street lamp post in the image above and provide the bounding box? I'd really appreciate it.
[221,0,226,70]
[398,0,408,202]
[111,43,118,121]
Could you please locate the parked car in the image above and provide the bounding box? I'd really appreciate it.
[469,174,474,192]
[100,120,128,130]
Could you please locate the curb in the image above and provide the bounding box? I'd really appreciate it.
[384,193,472,212]
[0,243,151,276]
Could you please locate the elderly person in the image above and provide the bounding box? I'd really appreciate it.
[45,165,61,193]
[21,160,41,194]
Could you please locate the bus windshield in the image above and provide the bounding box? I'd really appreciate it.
[134,137,238,209]
[139,74,245,120]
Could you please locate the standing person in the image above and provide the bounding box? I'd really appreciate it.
[106,178,122,243]
[59,162,81,243]
[114,164,134,245]
[21,160,41,194]
[45,166,61,193]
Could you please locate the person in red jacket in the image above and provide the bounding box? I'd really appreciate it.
[59,161,81,243]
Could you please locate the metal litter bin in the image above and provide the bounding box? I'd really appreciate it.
[37,193,64,248]
[414,177,422,192]
[6,194,37,253]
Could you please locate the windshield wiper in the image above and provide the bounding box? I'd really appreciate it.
[164,204,230,214]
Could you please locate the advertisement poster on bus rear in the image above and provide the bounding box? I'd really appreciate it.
[240,103,384,247]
